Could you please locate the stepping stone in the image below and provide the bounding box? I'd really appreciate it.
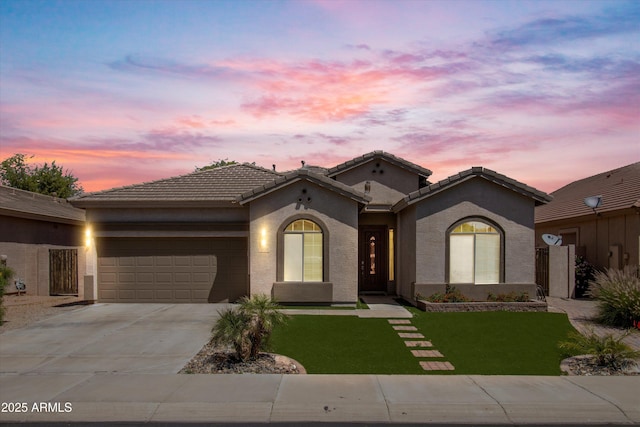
[404,340,433,348]
[398,332,424,339]
[411,349,443,358]
[388,319,411,324]
[392,325,418,331]
[419,361,455,371]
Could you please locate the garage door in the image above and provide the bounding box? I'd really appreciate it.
[97,238,247,303]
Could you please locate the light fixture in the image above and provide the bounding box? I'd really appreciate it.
[85,227,92,247]
[0,254,7,266]
[584,195,602,214]
[260,227,267,251]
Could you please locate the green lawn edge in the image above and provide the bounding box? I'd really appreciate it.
[269,310,578,375]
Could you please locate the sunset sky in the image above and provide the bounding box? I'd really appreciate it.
[1,0,638,194]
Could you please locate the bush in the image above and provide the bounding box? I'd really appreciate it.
[587,267,640,328]
[487,292,530,302]
[0,265,15,324]
[559,329,640,370]
[575,256,595,298]
[425,285,470,303]
[211,294,288,362]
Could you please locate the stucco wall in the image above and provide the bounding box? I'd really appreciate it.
[0,241,87,297]
[86,206,248,223]
[247,180,360,303]
[333,159,420,205]
[409,177,537,300]
[396,204,416,299]
[0,215,83,246]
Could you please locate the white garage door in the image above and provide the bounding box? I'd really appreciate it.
[97,238,247,303]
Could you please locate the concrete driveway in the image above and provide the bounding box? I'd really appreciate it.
[0,303,225,374]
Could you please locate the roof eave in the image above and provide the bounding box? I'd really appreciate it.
[69,199,242,209]
[326,151,432,178]
[0,207,85,225]
[238,171,372,205]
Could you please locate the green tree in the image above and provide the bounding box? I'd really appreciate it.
[0,154,83,198]
[196,158,237,171]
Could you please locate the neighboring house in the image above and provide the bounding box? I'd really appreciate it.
[0,185,87,297]
[535,162,640,270]
[70,151,550,303]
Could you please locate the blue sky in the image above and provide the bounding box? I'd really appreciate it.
[1,0,638,192]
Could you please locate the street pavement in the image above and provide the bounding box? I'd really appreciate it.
[0,301,638,425]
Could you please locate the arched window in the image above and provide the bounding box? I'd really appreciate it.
[449,220,501,284]
[284,219,323,282]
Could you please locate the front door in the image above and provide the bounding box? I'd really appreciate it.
[359,226,388,293]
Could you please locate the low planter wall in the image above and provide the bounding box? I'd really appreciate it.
[416,299,547,312]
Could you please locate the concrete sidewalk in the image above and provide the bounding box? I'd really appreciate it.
[0,373,638,424]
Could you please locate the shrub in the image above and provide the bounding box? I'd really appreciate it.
[210,294,288,362]
[587,267,640,328]
[575,256,595,298]
[426,285,470,303]
[0,265,15,324]
[487,292,530,302]
[559,329,640,370]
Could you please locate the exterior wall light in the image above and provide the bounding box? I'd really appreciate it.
[259,227,268,252]
[85,227,93,247]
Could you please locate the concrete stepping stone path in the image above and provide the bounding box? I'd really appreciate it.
[387,318,455,371]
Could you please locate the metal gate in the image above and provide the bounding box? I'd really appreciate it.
[535,247,549,296]
[49,249,78,295]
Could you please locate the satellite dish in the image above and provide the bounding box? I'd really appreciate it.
[542,234,563,246]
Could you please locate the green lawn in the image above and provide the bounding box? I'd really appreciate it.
[269,310,578,375]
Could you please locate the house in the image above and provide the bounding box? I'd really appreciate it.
[0,185,87,297]
[535,162,640,270]
[70,151,551,303]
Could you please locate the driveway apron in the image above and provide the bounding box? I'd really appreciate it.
[0,303,225,375]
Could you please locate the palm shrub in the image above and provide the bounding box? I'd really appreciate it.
[587,267,640,328]
[211,307,253,361]
[240,294,289,359]
[559,329,640,370]
[210,294,288,362]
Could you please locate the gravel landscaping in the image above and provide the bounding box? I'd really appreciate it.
[179,341,304,374]
[0,294,83,333]
[562,355,640,376]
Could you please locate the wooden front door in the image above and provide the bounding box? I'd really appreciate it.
[49,249,78,295]
[359,226,388,293]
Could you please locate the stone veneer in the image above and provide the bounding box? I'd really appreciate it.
[416,300,547,312]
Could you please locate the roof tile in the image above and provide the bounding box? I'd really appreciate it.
[535,162,640,223]
[70,163,280,205]
[0,185,85,223]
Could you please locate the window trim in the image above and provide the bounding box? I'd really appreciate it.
[446,217,504,284]
[277,215,330,282]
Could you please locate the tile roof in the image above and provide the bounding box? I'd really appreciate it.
[326,150,432,178]
[0,185,85,224]
[393,166,552,212]
[237,169,372,205]
[70,163,280,207]
[535,162,640,223]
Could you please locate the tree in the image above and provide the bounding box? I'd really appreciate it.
[196,158,237,172]
[0,154,83,198]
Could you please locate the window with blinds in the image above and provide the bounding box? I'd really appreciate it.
[449,220,500,284]
[284,219,323,282]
